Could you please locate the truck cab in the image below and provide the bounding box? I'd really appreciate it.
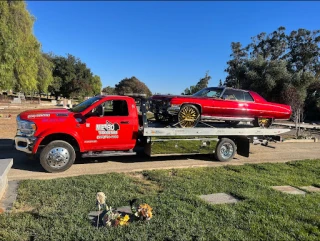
[15,95,140,172]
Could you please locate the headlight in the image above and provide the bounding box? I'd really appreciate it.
[169,104,180,108]
[17,119,37,136]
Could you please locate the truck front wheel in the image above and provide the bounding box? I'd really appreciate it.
[214,138,236,162]
[40,140,76,173]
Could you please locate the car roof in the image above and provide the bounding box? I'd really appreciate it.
[206,86,251,93]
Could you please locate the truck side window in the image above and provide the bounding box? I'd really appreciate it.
[103,100,129,116]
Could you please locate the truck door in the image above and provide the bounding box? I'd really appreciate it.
[81,99,135,151]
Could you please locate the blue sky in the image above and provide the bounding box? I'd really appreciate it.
[26,1,320,95]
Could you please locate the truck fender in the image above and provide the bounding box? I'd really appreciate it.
[33,128,84,153]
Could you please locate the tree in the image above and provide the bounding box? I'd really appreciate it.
[115,76,152,97]
[0,1,40,92]
[243,57,292,102]
[182,72,211,95]
[305,81,320,120]
[218,79,223,87]
[285,29,320,73]
[37,53,54,102]
[224,42,248,88]
[48,54,102,99]
[90,75,102,96]
[102,86,116,95]
[249,27,287,60]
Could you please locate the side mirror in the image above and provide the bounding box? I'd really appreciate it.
[96,105,104,117]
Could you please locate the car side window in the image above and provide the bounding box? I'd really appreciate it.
[223,89,254,102]
[222,89,239,100]
[102,100,129,116]
[243,92,254,102]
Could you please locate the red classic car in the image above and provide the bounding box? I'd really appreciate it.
[149,87,292,128]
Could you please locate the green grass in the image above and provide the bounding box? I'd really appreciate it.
[1,160,320,241]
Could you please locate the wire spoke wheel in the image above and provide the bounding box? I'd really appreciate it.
[257,118,272,128]
[178,105,200,128]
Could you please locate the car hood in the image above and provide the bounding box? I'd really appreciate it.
[19,108,71,121]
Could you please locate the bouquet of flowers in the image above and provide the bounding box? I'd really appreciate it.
[130,199,153,221]
[95,193,153,227]
[103,208,130,227]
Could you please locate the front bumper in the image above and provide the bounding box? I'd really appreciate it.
[15,136,37,154]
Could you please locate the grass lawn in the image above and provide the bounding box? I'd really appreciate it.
[0,160,320,241]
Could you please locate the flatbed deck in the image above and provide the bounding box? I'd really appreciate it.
[143,127,290,137]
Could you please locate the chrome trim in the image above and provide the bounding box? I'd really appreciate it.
[15,136,37,154]
[167,106,180,115]
[201,115,254,122]
[204,106,290,115]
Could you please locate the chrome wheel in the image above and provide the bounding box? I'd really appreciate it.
[178,105,200,128]
[220,143,234,159]
[46,147,70,169]
[215,138,236,162]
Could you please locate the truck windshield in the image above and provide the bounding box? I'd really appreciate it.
[69,96,101,113]
[193,87,224,98]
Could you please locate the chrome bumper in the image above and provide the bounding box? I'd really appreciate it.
[167,106,180,115]
[15,136,37,154]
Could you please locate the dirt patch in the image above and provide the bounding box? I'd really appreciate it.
[0,114,18,139]
[12,204,35,213]
[0,103,61,139]
[125,172,163,194]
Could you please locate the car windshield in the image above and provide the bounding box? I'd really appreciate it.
[69,96,101,113]
[193,87,224,98]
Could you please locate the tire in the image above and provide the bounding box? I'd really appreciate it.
[178,104,200,128]
[225,121,240,127]
[40,140,76,173]
[253,118,272,128]
[214,138,236,162]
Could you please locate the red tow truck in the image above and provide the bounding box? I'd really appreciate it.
[14,94,289,173]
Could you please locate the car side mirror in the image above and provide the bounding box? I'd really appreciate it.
[96,105,104,117]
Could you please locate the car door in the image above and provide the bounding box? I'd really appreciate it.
[81,99,135,151]
[220,89,249,117]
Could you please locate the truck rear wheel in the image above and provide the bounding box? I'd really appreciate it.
[40,140,75,173]
[214,138,236,162]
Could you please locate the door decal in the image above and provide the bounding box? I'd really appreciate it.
[96,121,120,139]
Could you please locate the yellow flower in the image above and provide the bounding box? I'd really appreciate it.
[123,215,130,222]
[118,214,130,226]
[138,203,153,220]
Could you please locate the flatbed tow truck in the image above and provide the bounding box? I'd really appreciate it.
[14,94,290,173]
